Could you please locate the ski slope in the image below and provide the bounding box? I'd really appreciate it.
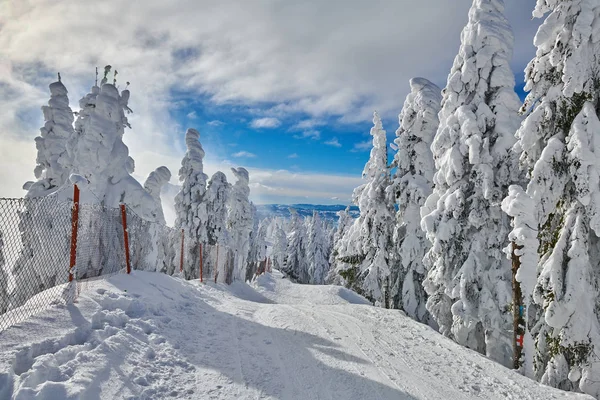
[0,270,590,399]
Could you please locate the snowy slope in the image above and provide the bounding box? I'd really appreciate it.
[0,271,590,399]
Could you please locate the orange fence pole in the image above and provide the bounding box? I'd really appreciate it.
[199,243,203,283]
[180,229,184,274]
[120,204,131,274]
[214,244,219,283]
[69,184,80,282]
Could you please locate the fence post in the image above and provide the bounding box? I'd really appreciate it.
[214,244,219,283]
[199,243,203,283]
[180,229,184,274]
[120,204,131,274]
[68,184,80,282]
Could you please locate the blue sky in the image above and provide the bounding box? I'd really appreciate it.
[0,0,538,206]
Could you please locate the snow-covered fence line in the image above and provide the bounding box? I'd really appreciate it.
[0,189,72,331]
[0,184,236,332]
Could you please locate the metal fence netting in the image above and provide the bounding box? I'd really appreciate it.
[0,184,241,332]
[0,191,72,331]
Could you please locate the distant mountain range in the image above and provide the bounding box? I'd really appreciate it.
[255,204,359,223]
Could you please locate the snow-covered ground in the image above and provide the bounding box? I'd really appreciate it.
[0,270,590,399]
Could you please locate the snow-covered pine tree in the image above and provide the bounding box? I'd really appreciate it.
[421,0,521,366]
[226,167,254,281]
[174,128,209,279]
[26,76,75,198]
[203,171,230,281]
[284,210,309,282]
[306,211,330,284]
[205,172,230,247]
[505,1,600,394]
[387,77,441,326]
[144,166,172,225]
[271,221,288,272]
[327,207,354,285]
[247,218,268,280]
[70,76,158,219]
[11,78,76,307]
[333,112,395,306]
[67,76,162,279]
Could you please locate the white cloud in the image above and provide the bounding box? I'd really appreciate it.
[207,120,225,126]
[325,137,342,147]
[0,0,537,205]
[293,130,320,140]
[292,119,325,130]
[187,111,197,119]
[250,117,281,129]
[352,140,372,152]
[232,151,257,158]
[288,153,299,159]
[0,1,536,126]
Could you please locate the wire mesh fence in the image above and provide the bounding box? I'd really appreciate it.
[0,190,73,331]
[0,184,239,332]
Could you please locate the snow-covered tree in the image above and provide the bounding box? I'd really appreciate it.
[247,218,269,280]
[327,207,354,285]
[505,2,600,394]
[271,222,288,271]
[387,77,441,326]
[284,211,309,282]
[226,167,254,281]
[201,171,231,282]
[306,212,330,284]
[26,76,75,198]
[205,172,230,247]
[144,166,172,225]
[70,76,158,220]
[174,128,209,279]
[11,77,76,307]
[333,112,395,306]
[421,0,521,366]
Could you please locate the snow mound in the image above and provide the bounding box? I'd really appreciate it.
[253,269,372,305]
[0,271,590,399]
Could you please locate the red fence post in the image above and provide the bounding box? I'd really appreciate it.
[214,244,219,283]
[120,204,131,274]
[180,229,185,274]
[199,243,203,283]
[69,184,80,282]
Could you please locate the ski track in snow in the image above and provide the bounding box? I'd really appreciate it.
[0,270,591,399]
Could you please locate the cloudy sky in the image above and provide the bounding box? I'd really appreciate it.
[0,0,538,207]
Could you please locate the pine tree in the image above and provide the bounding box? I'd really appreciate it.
[11,78,76,307]
[327,207,354,285]
[421,0,521,366]
[271,222,288,271]
[174,128,209,279]
[205,172,230,247]
[306,211,330,284]
[26,76,75,197]
[69,79,157,219]
[505,1,600,393]
[334,112,395,306]
[387,77,441,326]
[227,167,254,281]
[144,166,172,225]
[284,211,309,282]
[248,218,269,280]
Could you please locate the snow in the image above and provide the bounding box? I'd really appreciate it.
[0,270,590,399]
